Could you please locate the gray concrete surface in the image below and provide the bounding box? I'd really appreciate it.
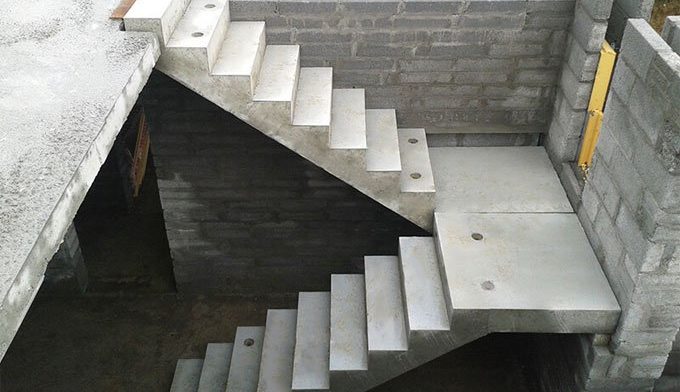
[0,0,159,361]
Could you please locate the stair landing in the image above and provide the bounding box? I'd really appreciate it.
[429,147,573,213]
[434,212,620,334]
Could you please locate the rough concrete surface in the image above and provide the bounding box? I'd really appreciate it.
[0,0,159,361]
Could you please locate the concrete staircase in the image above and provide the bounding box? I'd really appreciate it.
[168,231,619,392]
[123,1,623,390]
[124,0,435,231]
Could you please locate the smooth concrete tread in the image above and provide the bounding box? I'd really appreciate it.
[253,45,300,102]
[292,292,331,390]
[171,359,204,392]
[293,67,333,127]
[124,0,188,44]
[257,309,297,392]
[330,275,368,371]
[399,237,450,331]
[166,0,228,48]
[329,89,367,149]
[364,256,409,351]
[434,213,621,333]
[213,22,265,77]
[226,327,266,392]
[198,343,233,392]
[366,109,401,172]
[398,129,435,193]
[429,147,573,213]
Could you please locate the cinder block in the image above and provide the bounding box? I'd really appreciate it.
[629,355,669,379]
[578,0,614,21]
[559,65,593,109]
[429,43,488,57]
[402,1,463,14]
[488,44,544,57]
[565,37,599,82]
[620,19,674,79]
[458,14,526,29]
[571,6,608,52]
[662,16,680,52]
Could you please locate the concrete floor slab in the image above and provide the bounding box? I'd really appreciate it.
[429,147,573,213]
[434,212,621,334]
[0,0,158,361]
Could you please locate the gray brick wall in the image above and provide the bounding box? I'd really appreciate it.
[230,0,575,135]
[142,72,427,294]
[545,0,612,166]
[554,19,680,391]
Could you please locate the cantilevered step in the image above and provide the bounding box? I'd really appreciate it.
[226,327,265,392]
[364,256,408,352]
[433,212,621,333]
[253,45,301,119]
[398,237,450,332]
[165,0,229,70]
[170,359,204,392]
[330,275,368,372]
[366,109,401,172]
[293,68,333,127]
[292,292,330,390]
[397,129,435,193]
[212,21,266,95]
[257,309,297,392]
[124,0,190,45]
[198,343,233,392]
[329,89,367,149]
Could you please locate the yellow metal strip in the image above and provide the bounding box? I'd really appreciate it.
[578,110,604,170]
[578,42,617,172]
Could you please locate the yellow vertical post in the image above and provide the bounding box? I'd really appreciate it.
[578,42,617,174]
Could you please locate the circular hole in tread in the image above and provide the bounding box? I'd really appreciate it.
[408,138,418,144]
[471,233,483,241]
[244,338,255,347]
[192,32,204,37]
[205,3,216,7]
[410,172,422,179]
[481,280,495,291]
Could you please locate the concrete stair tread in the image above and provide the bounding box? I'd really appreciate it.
[213,21,266,77]
[434,212,621,333]
[198,343,233,392]
[429,147,572,214]
[399,237,450,332]
[329,89,367,149]
[166,0,228,49]
[366,109,401,172]
[257,309,297,392]
[226,326,266,392]
[330,274,368,372]
[293,67,333,127]
[365,256,408,352]
[171,359,204,392]
[398,128,435,193]
[123,0,188,44]
[253,45,300,103]
[292,292,331,390]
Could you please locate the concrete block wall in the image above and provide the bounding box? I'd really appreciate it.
[544,0,612,166]
[230,0,575,135]
[142,72,427,294]
[560,19,680,391]
[606,0,654,45]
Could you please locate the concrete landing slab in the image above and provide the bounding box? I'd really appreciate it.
[429,147,572,213]
[0,0,159,362]
[434,212,620,334]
